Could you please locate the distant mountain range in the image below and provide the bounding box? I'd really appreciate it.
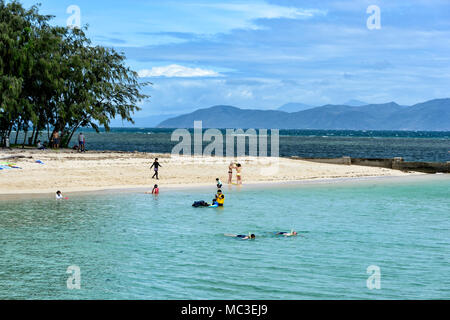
[276,100,368,112]
[157,98,450,131]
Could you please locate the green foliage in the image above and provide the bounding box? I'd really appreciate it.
[0,0,150,147]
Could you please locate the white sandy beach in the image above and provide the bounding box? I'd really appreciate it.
[0,149,423,196]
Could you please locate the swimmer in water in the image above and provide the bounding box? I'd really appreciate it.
[152,184,159,195]
[56,191,65,200]
[275,230,298,237]
[224,233,256,240]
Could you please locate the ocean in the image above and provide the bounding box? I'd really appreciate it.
[0,175,449,299]
[70,129,450,162]
[9,128,450,162]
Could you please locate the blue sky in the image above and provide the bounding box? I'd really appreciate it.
[19,0,450,118]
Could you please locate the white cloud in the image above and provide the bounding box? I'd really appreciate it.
[187,2,327,31]
[202,3,325,20]
[138,64,221,78]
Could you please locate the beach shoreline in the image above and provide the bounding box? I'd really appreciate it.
[2,173,447,201]
[0,149,431,199]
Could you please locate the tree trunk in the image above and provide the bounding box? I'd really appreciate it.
[66,124,81,148]
[22,129,28,149]
[33,126,41,145]
[7,124,13,137]
[14,123,21,145]
[30,126,36,146]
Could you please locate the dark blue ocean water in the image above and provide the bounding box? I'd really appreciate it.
[68,128,450,162]
[10,128,450,162]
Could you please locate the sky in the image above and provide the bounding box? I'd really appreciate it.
[19,0,450,118]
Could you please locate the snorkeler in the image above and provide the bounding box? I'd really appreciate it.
[225,233,256,240]
[275,230,298,237]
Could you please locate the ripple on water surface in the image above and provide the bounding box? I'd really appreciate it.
[0,176,449,299]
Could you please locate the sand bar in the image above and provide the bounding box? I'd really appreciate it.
[0,149,423,196]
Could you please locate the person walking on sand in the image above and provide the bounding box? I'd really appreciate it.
[78,132,86,152]
[150,158,162,180]
[228,162,234,184]
[236,163,242,185]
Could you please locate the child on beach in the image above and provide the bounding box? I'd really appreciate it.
[152,184,159,195]
[56,191,65,200]
[150,158,162,180]
[216,178,223,189]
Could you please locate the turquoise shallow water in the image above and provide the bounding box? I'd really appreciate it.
[0,176,449,299]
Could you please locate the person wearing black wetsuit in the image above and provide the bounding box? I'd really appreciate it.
[225,234,256,240]
[150,158,162,179]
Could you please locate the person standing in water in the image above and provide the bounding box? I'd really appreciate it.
[236,163,242,185]
[212,189,225,206]
[150,158,162,180]
[56,191,65,200]
[152,184,159,195]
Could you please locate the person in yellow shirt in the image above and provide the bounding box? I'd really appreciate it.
[213,190,225,207]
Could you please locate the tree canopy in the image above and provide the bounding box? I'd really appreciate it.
[0,0,149,147]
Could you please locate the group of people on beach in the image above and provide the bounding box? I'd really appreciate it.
[228,162,242,185]
[38,132,86,152]
[147,158,242,199]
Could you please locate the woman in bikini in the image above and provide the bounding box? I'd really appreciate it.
[236,163,242,185]
[227,162,234,184]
